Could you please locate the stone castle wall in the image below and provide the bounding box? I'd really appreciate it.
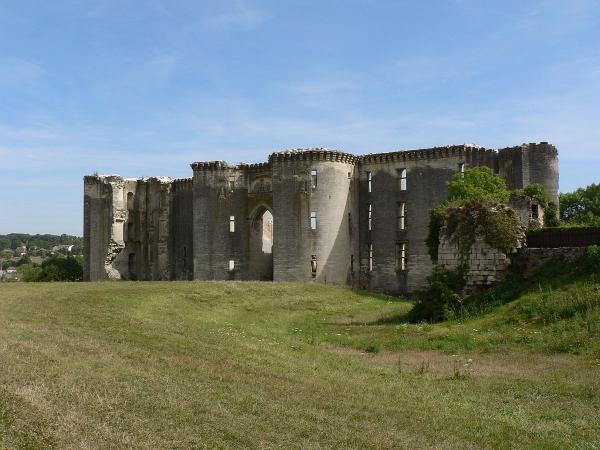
[84,142,559,294]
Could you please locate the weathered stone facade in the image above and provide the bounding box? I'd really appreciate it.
[437,196,542,294]
[84,142,559,295]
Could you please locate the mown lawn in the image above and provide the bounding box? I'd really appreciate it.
[0,281,599,449]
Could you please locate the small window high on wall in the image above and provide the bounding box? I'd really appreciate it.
[310,169,317,189]
[397,202,406,230]
[458,162,465,177]
[368,203,372,231]
[367,171,372,192]
[398,168,407,191]
[230,216,235,233]
[310,211,317,230]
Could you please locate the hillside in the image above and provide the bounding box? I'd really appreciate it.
[0,279,599,448]
[0,233,82,253]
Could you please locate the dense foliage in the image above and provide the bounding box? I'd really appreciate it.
[447,166,511,203]
[444,200,521,259]
[427,167,516,262]
[559,183,600,226]
[19,255,83,282]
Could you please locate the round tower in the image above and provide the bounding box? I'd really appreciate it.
[270,149,358,284]
[527,142,559,205]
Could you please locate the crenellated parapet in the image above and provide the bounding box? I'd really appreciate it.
[360,144,496,164]
[172,178,193,192]
[190,161,230,171]
[238,162,272,173]
[269,148,358,164]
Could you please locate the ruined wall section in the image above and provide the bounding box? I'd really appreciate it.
[83,175,113,281]
[270,149,358,284]
[358,145,496,295]
[191,162,251,280]
[170,178,194,280]
[109,177,172,281]
[438,233,514,295]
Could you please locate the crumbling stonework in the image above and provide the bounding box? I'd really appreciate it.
[84,142,559,295]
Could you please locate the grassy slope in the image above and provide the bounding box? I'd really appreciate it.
[0,281,599,449]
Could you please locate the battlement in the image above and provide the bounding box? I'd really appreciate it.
[359,144,496,164]
[269,148,358,164]
[84,174,125,184]
[172,178,193,191]
[190,161,230,171]
[498,142,558,157]
[237,162,272,172]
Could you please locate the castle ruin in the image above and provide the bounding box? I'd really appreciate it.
[84,142,559,295]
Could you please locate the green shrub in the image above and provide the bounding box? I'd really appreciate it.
[522,183,549,208]
[18,255,83,282]
[408,267,466,323]
[582,245,600,275]
[444,199,521,259]
[544,202,560,227]
[447,167,511,204]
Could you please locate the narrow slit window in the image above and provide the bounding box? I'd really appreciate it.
[458,162,465,177]
[368,203,372,231]
[310,211,317,230]
[399,168,407,191]
[229,260,235,271]
[348,212,352,235]
[397,202,406,230]
[228,175,235,192]
[310,169,317,189]
[229,215,235,233]
[347,172,351,179]
[397,242,408,271]
[368,243,373,272]
[311,255,317,277]
[532,204,540,219]
[367,171,372,193]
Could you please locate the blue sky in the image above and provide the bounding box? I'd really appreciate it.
[1,0,599,235]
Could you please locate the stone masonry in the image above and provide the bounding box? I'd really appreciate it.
[84,142,559,295]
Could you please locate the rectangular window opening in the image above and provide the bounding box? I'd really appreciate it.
[397,202,406,230]
[398,168,407,191]
[459,162,465,179]
[311,255,317,277]
[396,242,408,271]
[228,175,235,192]
[310,211,317,230]
[368,243,373,272]
[229,260,235,271]
[367,203,372,231]
[229,215,235,233]
[310,169,317,189]
[367,171,372,193]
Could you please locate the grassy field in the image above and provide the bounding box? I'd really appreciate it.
[1,279,599,448]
